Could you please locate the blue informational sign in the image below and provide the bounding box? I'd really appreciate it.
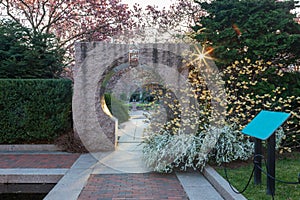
[242,110,291,140]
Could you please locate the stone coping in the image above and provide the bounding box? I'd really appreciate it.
[0,144,62,152]
[0,150,247,200]
[203,165,247,200]
[0,169,67,184]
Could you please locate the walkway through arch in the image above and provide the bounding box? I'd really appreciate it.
[73,42,192,152]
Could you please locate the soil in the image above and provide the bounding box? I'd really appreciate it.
[54,130,88,153]
[211,159,253,170]
[0,140,53,145]
[0,130,87,153]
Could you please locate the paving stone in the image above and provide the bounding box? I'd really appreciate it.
[0,153,80,168]
[77,173,189,200]
[0,111,245,200]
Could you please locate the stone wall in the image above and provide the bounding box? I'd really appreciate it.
[73,42,191,152]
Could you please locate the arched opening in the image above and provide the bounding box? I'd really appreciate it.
[73,42,192,152]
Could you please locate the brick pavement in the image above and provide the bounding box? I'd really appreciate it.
[0,153,80,168]
[77,173,189,200]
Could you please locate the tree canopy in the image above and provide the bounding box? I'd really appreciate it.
[192,0,300,69]
[0,0,132,44]
[0,0,133,73]
[0,20,65,78]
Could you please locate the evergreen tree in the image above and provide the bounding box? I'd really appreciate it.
[193,0,300,69]
[0,20,65,78]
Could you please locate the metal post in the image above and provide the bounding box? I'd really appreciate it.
[254,138,262,185]
[267,133,276,195]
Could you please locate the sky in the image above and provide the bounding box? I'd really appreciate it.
[122,0,176,9]
[121,0,300,16]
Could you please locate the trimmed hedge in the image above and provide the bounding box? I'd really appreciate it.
[0,79,72,143]
[104,93,130,124]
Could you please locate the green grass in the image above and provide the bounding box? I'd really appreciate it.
[215,152,300,200]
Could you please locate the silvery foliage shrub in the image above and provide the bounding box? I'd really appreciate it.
[209,125,286,164]
[208,124,254,164]
[143,124,286,172]
[263,127,285,150]
[142,130,208,173]
[142,124,253,172]
[275,127,285,149]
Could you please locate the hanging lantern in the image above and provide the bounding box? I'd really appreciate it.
[129,44,139,66]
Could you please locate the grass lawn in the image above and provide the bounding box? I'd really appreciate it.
[215,152,300,200]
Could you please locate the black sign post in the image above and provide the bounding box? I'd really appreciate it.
[266,133,276,195]
[242,110,290,196]
[254,138,262,185]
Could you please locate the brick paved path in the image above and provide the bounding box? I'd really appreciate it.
[0,153,80,168]
[78,173,189,200]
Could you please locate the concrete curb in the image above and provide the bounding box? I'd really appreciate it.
[202,165,247,200]
[176,170,224,200]
[44,154,97,200]
[0,144,62,152]
[0,169,67,184]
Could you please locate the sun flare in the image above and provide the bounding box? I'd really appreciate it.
[188,44,214,68]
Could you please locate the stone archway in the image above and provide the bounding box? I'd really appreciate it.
[73,42,192,152]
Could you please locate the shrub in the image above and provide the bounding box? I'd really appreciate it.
[208,124,254,164]
[143,132,206,173]
[192,0,300,69]
[142,124,255,172]
[0,79,72,143]
[223,59,300,151]
[0,20,66,78]
[104,93,129,123]
[136,103,153,110]
[142,56,297,172]
[142,123,288,172]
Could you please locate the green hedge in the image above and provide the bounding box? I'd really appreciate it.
[104,93,129,124]
[0,79,72,143]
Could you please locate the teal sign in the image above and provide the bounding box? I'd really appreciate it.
[242,110,291,140]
